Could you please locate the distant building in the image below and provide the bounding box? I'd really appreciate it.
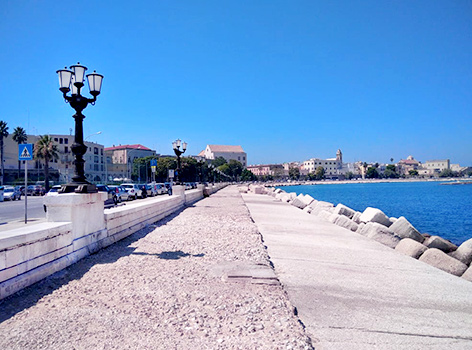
[104,144,156,181]
[303,149,344,178]
[397,156,421,176]
[247,164,284,177]
[198,145,247,167]
[2,133,105,183]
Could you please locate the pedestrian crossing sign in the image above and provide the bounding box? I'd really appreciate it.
[18,144,33,160]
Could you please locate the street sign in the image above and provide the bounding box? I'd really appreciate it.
[168,169,174,179]
[150,159,157,166]
[19,144,33,160]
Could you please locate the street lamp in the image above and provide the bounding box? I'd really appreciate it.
[85,131,102,140]
[172,139,187,184]
[56,62,104,193]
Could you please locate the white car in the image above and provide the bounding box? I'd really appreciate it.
[121,183,142,200]
[3,186,22,201]
[45,185,62,196]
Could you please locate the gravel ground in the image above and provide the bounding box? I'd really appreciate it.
[0,186,313,350]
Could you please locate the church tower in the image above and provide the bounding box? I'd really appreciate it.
[336,149,343,163]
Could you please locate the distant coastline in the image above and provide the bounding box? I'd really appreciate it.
[268,177,469,187]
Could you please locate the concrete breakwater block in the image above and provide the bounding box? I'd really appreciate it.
[310,201,334,216]
[359,207,392,227]
[333,203,356,219]
[449,238,472,266]
[419,248,468,277]
[352,211,362,224]
[462,266,472,282]
[395,238,428,259]
[424,235,457,253]
[329,213,358,232]
[291,194,315,209]
[389,216,424,243]
[291,194,308,209]
[359,222,401,249]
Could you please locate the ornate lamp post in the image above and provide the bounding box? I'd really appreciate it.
[56,62,103,193]
[172,139,187,184]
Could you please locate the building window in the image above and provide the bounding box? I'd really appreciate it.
[59,138,63,144]
[101,149,103,155]
[94,147,99,155]
[64,146,68,153]
[54,138,58,142]
[65,138,68,144]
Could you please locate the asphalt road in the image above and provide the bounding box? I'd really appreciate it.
[0,196,46,231]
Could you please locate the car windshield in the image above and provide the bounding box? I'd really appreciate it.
[5,189,13,192]
[122,185,132,189]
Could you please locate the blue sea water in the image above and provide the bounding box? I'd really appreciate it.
[279,181,472,245]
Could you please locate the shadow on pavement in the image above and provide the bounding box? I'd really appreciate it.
[132,250,205,260]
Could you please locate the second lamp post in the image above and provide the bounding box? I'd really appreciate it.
[172,139,187,184]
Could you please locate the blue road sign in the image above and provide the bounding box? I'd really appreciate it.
[19,144,33,160]
[150,159,157,166]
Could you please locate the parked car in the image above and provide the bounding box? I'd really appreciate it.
[121,183,142,200]
[155,183,167,195]
[32,185,45,196]
[45,185,62,197]
[108,185,130,202]
[146,184,158,197]
[3,186,21,201]
[15,185,25,196]
[96,184,116,207]
[26,185,35,196]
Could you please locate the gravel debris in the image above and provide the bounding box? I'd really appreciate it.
[0,186,314,349]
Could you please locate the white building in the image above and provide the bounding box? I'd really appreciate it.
[2,133,105,183]
[198,145,247,167]
[303,149,344,177]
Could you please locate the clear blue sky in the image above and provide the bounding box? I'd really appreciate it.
[1,1,471,166]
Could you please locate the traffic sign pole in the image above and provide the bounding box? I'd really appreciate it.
[19,144,33,224]
[25,160,28,224]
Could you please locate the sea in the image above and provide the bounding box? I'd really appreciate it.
[278,181,472,245]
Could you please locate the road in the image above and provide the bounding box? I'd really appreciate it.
[0,196,46,231]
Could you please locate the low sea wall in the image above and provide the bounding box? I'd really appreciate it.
[242,184,472,282]
[0,184,226,300]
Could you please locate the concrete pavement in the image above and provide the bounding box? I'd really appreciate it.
[242,192,472,350]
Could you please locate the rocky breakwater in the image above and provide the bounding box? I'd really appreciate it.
[240,184,472,282]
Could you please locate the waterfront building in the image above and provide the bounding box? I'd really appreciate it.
[397,156,421,176]
[247,164,284,177]
[104,144,156,181]
[303,149,344,178]
[198,145,247,167]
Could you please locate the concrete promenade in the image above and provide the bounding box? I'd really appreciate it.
[242,192,472,350]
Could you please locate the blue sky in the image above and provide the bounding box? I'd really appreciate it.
[1,1,471,166]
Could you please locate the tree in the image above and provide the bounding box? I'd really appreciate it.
[212,156,227,167]
[409,169,419,176]
[345,171,354,180]
[240,168,257,182]
[439,168,457,178]
[315,166,325,180]
[0,120,9,185]
[12,126,28,178]
[289,166,300,180]
[383,164,399,179]
[34,135,59,191]
[365,167,379,179]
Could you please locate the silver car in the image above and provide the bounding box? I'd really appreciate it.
[3,186,22,201]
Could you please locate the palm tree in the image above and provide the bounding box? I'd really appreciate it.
[0,120,9,185]
[34,135,59,191]
[12,126,28,178]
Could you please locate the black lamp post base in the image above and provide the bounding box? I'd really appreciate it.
[60,183,98,194]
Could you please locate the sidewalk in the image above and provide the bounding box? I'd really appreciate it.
[0,186,312,350]
[242,192,472,350]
